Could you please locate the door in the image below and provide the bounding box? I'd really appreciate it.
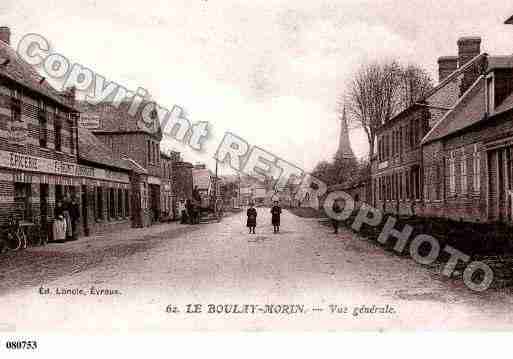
[81,185,89,236]
[40,183,49,242]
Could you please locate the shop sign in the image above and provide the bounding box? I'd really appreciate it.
[78,115,100,129]
[0,149,130,184]
[148,176,161,185]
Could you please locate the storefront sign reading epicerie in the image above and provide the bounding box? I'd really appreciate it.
[1,150,129,183]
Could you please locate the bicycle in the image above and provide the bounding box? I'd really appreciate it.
[1,216,28,252]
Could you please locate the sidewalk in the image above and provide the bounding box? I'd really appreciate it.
[36,220,191,254]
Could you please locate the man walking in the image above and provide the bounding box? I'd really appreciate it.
[332,199,342,234]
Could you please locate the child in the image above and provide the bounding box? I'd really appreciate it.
[271,201,282,233]
[246,202,257,234]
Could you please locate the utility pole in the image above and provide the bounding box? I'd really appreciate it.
[238,173,241,208]
[214,158,218,218]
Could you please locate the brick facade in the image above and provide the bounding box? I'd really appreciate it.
[371,105,428,216]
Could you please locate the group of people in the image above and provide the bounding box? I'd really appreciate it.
[53,195,80,242]
[246,201,282,234]
[177,198,200,225]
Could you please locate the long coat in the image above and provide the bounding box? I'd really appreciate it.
[246,208,257,227]
[271,205,281,226]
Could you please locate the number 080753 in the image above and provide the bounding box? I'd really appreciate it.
[5,340,38,350]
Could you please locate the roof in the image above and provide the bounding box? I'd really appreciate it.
[422,54,513,144]
[494,91,513,115]
[78,127,131,171]
[505,15,513,24]
[77,100,162,139]
[422,77,485,144]
[487,56,513,71]
[123,157,147,174]
[0,38,75,109]
[375,103,423,133]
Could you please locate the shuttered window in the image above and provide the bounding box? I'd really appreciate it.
[473,144,481,193]
[449,151,456,195]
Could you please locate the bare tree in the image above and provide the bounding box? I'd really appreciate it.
[397,65,434,111]
[343,61,433,155]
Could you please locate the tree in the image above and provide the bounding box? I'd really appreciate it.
[343,61,434,156]
[397,65,434,111]
[311,161,338,186]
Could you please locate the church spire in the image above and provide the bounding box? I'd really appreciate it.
[335,106,355,161]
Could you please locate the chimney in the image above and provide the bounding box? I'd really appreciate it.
[458,36,481,68]
[458,36,482,96]
[437,56,458,82]
[0,26,10,45]
[61,86,76,105]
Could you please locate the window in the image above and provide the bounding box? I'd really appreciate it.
[461,149,468,195]
[109,188,115,219]
[11,88,21,122]
[70,112,78,154]
[486,75,495,113]
[124,189,130,217]
[449,151,456,195]
[117,188,123,217]
[147,140,151,164]
[435,162,442,201]
[38,100,47,147]
[96,187,103,220]
[54,109,62,152]
[55,184,63,203]
[399,127,403,155]
[508,147,513,193]
[14,182,32,220]
[391,131,396,156]
[473,144,481,193]
[406,171,411,200]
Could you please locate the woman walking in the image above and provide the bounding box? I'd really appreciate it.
[271,201,282,233]
[246,202,257,234]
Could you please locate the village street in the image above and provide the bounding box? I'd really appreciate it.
[1,209,513,331]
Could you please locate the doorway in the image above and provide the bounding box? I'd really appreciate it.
[81,185,89,236]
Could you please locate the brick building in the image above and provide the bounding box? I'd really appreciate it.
[78,100,163,227]
[160,151,173,220]
[372,37,488,217]
[421,35,513,225]
[0,27,134,241]
[77,127,132,236]
[171,151,193,216]
[369,16,513,228]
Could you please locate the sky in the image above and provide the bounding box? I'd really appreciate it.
[2,0,513,174]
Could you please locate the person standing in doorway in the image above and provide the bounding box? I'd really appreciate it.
[53,200,67,242]
[69,195,80,241]
[246,202,257,234]
[270,201,282,233]
[62,195,72,241]
[178,199,187,224]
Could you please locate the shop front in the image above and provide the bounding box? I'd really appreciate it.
[0,149,131,242]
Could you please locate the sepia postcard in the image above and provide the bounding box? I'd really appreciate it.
[1,0,513,356]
